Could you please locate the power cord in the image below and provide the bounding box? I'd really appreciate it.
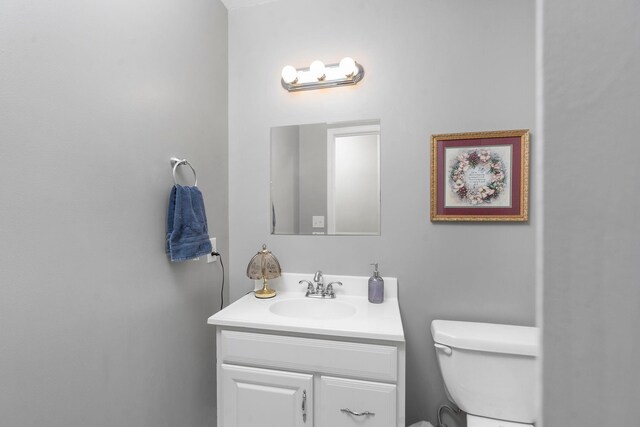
[210,250,256,310]
[211,251,224,310]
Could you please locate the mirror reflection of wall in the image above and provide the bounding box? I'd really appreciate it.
[271,120,380,236]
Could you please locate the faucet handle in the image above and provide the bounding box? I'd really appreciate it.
[299,280,314,293]
[325,281,343,296]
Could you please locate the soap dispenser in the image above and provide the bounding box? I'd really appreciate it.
[368,263,384,304]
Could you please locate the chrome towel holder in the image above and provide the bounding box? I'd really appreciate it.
[170,157,197,186]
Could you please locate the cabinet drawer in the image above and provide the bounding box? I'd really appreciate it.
[317,376,396,427]
[220,330,397,382]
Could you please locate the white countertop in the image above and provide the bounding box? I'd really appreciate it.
[207,272,405,342]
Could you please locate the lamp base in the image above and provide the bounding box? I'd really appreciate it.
[255,287,276,299]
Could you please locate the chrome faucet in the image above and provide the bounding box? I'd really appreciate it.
[313,270,324,294]
[299,271,342,298]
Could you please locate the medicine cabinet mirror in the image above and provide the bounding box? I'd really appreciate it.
[271,119,380,235]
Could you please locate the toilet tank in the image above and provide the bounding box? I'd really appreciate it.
[431,320,539,424]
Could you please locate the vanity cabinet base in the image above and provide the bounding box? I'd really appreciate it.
[215,327,405,427]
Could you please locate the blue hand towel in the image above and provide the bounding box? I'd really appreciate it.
[166,185,212,262]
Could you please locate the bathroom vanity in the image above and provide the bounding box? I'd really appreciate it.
[208,273,405,427]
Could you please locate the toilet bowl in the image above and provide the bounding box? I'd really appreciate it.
[431,320,539,427]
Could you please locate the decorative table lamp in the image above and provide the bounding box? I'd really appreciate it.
[246,244,281,299]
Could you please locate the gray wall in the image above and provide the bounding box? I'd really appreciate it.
[542,0,640,425]
[228,0,536,424]
[0,1,228,426]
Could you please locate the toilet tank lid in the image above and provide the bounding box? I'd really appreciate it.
[431,320,539,357]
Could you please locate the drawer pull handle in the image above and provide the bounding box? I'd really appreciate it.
[302,390,307,422]
[341,408,375,417]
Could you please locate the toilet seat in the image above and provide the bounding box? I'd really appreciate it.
[467,414,534,427]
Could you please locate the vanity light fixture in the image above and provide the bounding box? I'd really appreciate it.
[246,244,282,299]
[281,57,364,92]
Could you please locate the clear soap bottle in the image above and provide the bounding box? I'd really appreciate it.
[368,263,384,304]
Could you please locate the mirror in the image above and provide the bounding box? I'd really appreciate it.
[271,119,380,235]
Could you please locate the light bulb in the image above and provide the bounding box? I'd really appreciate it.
[310,60,326,81]
[281,65,298,84]
[339,57,357,77]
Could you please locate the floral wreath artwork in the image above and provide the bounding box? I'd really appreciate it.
[430,129,530,222]
[448,149,507,206]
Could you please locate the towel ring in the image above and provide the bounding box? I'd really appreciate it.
[170,157,198,186]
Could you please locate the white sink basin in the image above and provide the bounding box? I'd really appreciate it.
[269,298,357,320]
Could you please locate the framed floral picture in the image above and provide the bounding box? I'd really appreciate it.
[430,129,530,222]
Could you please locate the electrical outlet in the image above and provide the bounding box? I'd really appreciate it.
[312,216,325,228]
[207,238,217,263]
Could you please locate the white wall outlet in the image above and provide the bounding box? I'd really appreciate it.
[207,237,217,263]
[312,216,325,228]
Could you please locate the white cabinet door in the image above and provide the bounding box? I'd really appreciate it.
[317,376,396,427]
[221,364,313,427]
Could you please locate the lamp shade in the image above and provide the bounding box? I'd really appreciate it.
[246,244,281,298]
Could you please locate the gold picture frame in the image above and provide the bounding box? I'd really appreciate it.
[430,129,530,222]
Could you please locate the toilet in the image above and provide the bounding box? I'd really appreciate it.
[431,320,539,427]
